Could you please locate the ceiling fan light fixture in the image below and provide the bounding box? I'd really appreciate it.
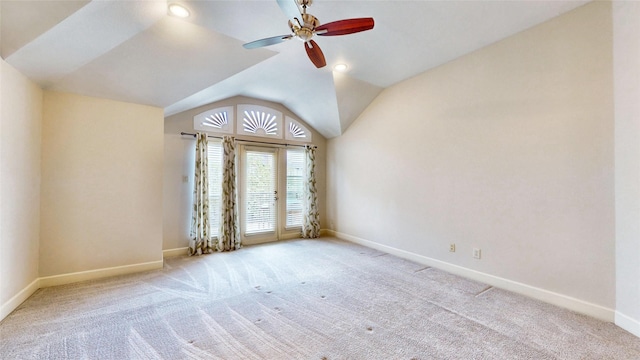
[333,63,348,72]
[168,3,190,18]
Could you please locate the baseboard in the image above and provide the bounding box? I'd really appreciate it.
[39,260,164,288]
[162,237,304,254]
[616,311,640,338]
[0,278,40,322]
[280,232,303,241]
[1,260,165,322]
[327,230,615,323]
[4,235,627,335]
[163,247,189,257]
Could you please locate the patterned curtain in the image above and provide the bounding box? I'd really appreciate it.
[189,133,213,255]
[301,145,320,238]
[217,136,241,251]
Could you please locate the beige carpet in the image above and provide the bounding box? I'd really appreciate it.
[1,238,639,359]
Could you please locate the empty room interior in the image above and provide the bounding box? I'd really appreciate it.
[1,0,639,358]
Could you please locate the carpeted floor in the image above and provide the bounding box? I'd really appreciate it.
[1,238,639,359]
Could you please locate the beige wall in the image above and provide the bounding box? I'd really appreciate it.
[613,1,640,336]
[162,133,194,251]
[0,59,42,309]
[163,96,327,250]
[40,91,164,276]
[327,2,615,309]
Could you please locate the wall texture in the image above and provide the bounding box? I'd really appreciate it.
[327,2,615,311]
[0,59,42,315]
[39,91,164,276]
[163,96,327,250]
[613,0,640,337]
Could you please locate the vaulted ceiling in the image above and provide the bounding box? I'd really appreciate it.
[1,0,589,138]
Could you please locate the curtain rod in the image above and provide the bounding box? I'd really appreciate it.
[180,132,317,149]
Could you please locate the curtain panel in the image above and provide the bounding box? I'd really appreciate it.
[217,136,241,251]
[189,132,214,255]
[301,145,320,238]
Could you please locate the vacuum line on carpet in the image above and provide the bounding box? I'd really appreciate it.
[475,286,494,297]
[413,266,432,273]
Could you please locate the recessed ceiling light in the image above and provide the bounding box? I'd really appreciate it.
[333,63,348,72]
[168,3,190,18]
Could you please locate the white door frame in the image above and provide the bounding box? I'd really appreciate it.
[239,145,279,245]
[238,144,303,245]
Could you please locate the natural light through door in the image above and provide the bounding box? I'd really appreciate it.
[244,148,277,235]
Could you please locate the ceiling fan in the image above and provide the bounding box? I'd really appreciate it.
[243,0,374,68]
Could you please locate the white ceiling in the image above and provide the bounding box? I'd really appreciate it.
[1,0,589,138]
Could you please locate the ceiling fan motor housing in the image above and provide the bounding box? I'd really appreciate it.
[290,13,319,41]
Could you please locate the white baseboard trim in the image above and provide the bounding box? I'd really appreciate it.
[163,247,189,257]
[39,260,164,288]
[280,232,303,241]
[616,311,640,338]
[164,235,313,254]
[1,260,165,322]
[0,278,40,321]
[327,230,615,323]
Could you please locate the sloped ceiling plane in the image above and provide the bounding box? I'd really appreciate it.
[1,0,588,138]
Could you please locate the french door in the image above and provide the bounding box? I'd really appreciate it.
[239,145,304,245]
[240,146,278,244]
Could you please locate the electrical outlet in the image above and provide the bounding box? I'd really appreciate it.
[449,244,456,252]
[182,175,189,183]
[473,248,481,259]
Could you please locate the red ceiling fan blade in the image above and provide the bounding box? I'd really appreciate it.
[243,34,293,49]
[304,40,326,68]
[316,18,374,36]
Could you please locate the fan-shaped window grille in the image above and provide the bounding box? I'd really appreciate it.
[285,116,312,142]
[237,105,282,138]
[193,106,234,134]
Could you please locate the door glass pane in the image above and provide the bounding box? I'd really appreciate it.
[245,150,276,234]
[286,149,304,228]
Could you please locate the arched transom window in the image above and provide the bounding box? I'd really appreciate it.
[193,104,312,142]
[238,105,282,137]
[193,106,234,134]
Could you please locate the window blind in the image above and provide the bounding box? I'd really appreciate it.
[286,149,305,228]
[207,141,223,237]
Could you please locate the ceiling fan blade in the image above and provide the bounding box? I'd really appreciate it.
[316,18,375,36]
[243,35,293,49]
[277,0,302,21]
[304,40,326,68]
